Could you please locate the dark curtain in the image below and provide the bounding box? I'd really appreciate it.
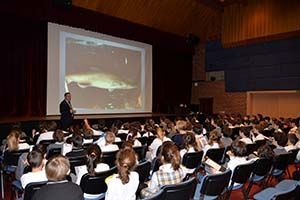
[0,15,47,118]
[0,3,193,120]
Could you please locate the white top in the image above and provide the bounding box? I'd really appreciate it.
[284,145,297,152]
[105,171,139,200]
[118,130,129,134]
[91,128,104,136]
[96,137,121,147]
[142,132,154,137]
[180,147,196,158]
[18,143,31,150]
[61,143,73,156]
[133,140,142,147]
[149,137,171,160]
[36,131,54,144]
[75,163,110,185]
[20,170,48,189]
[100,144,119,152]
[239,137,253,145]
[83,139,93,145]
[227,156,253,186]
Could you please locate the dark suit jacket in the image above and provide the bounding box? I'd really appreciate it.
[59,100,73,129]
[32,181,83,200]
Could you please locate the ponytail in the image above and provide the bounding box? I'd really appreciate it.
[118,163,130,184]
[87,153,96,176]
[161,142,181,170]
[116,149,137,185]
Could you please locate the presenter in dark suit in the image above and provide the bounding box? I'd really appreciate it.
[60,92,75,130]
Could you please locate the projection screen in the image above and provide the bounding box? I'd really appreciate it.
[47,23,152,115]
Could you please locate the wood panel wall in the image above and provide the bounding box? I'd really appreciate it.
[222,0,300,47]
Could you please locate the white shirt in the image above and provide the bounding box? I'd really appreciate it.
[20,170,48,189]
[91,128,104,136]
[133,140,142,147]
[180,147,196,158]
[105,171,139,200]
[149,137,171,160]
[284,145,297,152]
[36,131,54,144]
[62,143,73,156]
[226,156,253,186]
[100,144,119,152]
[239,137,253,145]
[83,139,93,145]
[96,137,121,147]
[18,143,31,150]
[75,163,110,185]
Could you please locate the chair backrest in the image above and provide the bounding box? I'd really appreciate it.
[80,167,117,195]
[3,149,30,166]
[114,141,124,149]
[200,170,232,196]
[254,140,266,148]
[205,148,225,164]
[39,140,55,146]
[134,160,151,183]
[68,156,87,173]
[147,136,157,146]
[246,144,257,155]
[182,151,203,169]
[231,162,255,186]
[288,149,299,164]
[133,145,147,161]
[171,135,184,149]
[46,148,62,159]
[23,181,48,200]
[163,177,197,200]
[142,188,166,200]
[151,157,162,174]
[102,150,119,168]
[252,158,273,177]
[137,137,148,145]
[273,153,291,171]
[117,133,127,141]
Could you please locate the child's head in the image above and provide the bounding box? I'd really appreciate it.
[183,132,198,151]
[6,130,20,151]
[71,134,84,148]
[46,155,70,181]
[83,129,93,140]
[53,129,64,143]
[116,148,137,184]
[231,140,247,157]
[86,144,102,175]
[105,131,116,145]
[160,142,181,170]
[27,149,44,169]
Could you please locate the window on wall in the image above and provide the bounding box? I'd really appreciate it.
[206,71,224,81]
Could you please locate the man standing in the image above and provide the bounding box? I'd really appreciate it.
[60,92,75,130]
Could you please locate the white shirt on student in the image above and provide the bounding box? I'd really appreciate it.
[100,144,119,152]
[36,131,54,144]
[20,170,48,189]
[149,137,171,160]
[105,171,139,200]
[133,140,142,147]
[180,147,196,159]
[75,163,110,185]
[239,137,253,145]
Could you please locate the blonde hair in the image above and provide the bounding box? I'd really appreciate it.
[208,130,223,148]
[6,130,20,151]
[46,155,70,181]
[176,120,187,131]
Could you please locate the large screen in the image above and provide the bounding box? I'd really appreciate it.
[47,23,152,115]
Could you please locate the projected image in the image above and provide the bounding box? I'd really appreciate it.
[47,23,152,115]
[63,34,144,112]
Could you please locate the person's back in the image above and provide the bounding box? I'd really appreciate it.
[32,155,83,200]
[105,148,139,200]
[20,150,48,189]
